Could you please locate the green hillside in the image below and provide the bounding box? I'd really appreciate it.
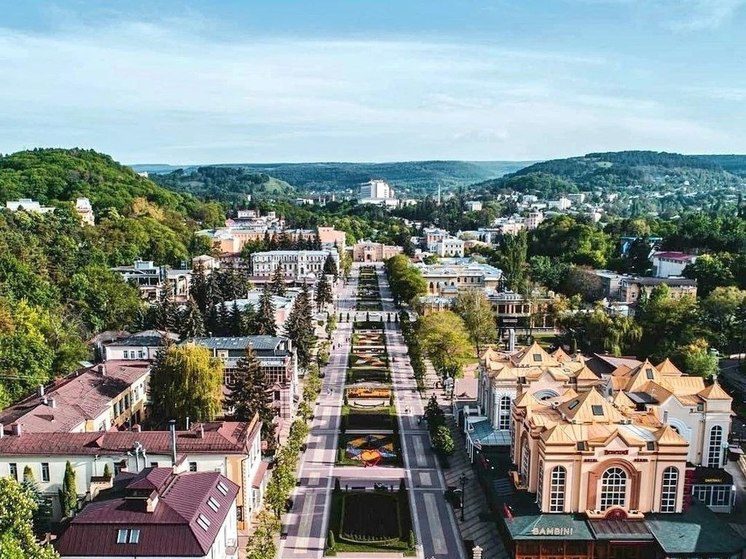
[152,166,295,201]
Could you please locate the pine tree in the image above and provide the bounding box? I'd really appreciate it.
[315,272,333,311]
[205,304,219,337]
[154,293,178,332]
[278,231,292,250]
[180,298,206,339]
[59,461,77,517]
[313,230,322,250]
[269,233,278,250]
[257,284,277,336]
[270,265,287,296]
[285,283,316,370]
[226,347,277,447]
[217,301,230,336]
[242,304,259,335]
[229,301,244,336]
[323,253,338,281]
[191,266,210,313]
[262,230,271,250]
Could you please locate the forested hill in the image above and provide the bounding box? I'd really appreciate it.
[152,166,294,202]
[137,160,532,197]
[474,151,746,198]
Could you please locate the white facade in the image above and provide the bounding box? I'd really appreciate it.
[75,197,95,225]
[434,237,465,258]
[5,198,56,214]
[651,252,697,278]
[250,250,338,279]
[465,201,483,212]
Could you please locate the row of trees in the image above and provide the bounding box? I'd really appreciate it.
[385,254,426,307]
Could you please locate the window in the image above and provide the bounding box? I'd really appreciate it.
[123,350,129,359]
[150,462,159,467]
[533,353,542,362]
[9,463,17,480]
[41,463,50,482]
[536,460,544,506]
[549,467,566,513]
[692,485,731,507]
[600,467,627,511]
[707,426,723,468]
[568,399,580,410]
[189,462,197,472]
[520,434,531,484]
[196,513,211,531]
[645,368,655,379]
[207,496,221,512]
[498,396,512,431]
[591,405,604,416]
[660,467,678,513]
[129,529,140,543]
[117,529,128,544]
[217,481,228,495]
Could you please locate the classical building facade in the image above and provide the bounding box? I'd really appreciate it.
[352,241,403,262]
[250,250,338,281]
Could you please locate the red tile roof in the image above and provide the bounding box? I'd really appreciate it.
[0,361,150,433]
[0,420,259,457]
[55,469,239,557]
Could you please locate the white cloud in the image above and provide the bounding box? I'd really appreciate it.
[0,21,735,162]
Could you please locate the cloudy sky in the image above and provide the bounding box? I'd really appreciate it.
[1,1,745,163]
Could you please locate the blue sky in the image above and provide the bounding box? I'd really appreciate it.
[1,0,745,163]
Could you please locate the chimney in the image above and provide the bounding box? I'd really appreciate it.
[98,364,106,376]
[169,420,177,466]
[0,424,4,438]
[132,424,142,432]
[38,385,45,398]
[48,397,56,409]
[198,424,205,439]
[11,424,22,437]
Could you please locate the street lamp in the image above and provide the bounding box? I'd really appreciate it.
[460,473,468,521]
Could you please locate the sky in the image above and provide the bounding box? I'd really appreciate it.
[0,1,745,164]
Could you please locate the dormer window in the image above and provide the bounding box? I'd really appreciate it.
[217,481,228,495]
[116,529,140,544]
[533,354,542,362]
[196,514,211,531]
[645,368,654,379]
[568,399,580,410]
[591,405,604,416]
[577,441,588,451]
[207,497,220,512]
[646,441,656,451]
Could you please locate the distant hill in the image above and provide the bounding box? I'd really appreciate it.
[135,160,534,197]
[474,151,746,197]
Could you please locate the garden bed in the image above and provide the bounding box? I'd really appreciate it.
[347,367,390,383]
[346,386,392,400]
[341,404,395,431]
[327,490,414,555]
[337,433,402,467]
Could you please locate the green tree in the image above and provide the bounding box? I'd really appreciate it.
[0,477,59,559]
[683,253,736,297]
[315,272,333,311]
[453,290,496,357]
[148,343,224,425]
[285,284,316,370]
[498,231,529,294]
[419,311,473,378]
[226,347,277,449]
[323,253,338,281]
[270,265,287,296]
[674,338,719,378]
[245,510,280,559]
[179,299,205,339]
[385,254,426,306]
[431,425,455,455]
[256,284,277,336]
[59,461,77,518]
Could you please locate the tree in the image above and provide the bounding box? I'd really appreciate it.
[59,461,77,518]
[229,301,243,336]
[635,284,700,361]
[498,231,529,294]
[148,343,224,425]
[270,265,286,297]
[560,266,605,302]
[453,290,496,357]
[315,272,333,311]
[385,254,426,306]
[674,338,718,378]
[226,347,277,448]
[284,284,316,370]
[0,477,59,559]
[418,311,473,378]
[245,509,280,559]
[323,253,338,281]
[217,301,230,336]
[431,425,455,456]
[424,395,445,428]
[179,299,205,339]
[558,306,641,356]
[256,284,277,336]
[683,253,736,297]
[700,287,746,353]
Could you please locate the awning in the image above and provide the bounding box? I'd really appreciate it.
[466,418,511,449]
[589,520,654,542]
[252,461,269,489]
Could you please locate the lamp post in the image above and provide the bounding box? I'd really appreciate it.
[460,473,468,521]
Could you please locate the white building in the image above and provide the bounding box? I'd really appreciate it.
[358,179,399,206]
[111,259,192,303]
[465,201,483,212]
[103,330,180,363]
[55,468,240,559]
[525,211,544,230]
[5,198,56,214]
[651,251,697,278]
[547,197,572,210]
[434,237,465,257]
[250,250,338,280]
[75,197,95,225]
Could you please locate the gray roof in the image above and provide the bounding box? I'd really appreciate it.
[188,336,287,351]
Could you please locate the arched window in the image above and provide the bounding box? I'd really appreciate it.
[599,467,627,511]
[549,466,566,512]
[520,434,530,484]
[707,426,723,468]
[536,460,544,506]
[660,467,678,513]
[498,396,512,431]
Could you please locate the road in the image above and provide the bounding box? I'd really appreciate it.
[279,264,466,559]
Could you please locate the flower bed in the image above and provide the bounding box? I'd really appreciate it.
[337,433,402,467]
[346,386,391,399]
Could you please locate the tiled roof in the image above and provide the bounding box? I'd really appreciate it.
[55,469,239,557]
[0,420,258,457]
[0,361,150,433]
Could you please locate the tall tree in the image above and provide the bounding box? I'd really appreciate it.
[322,253,338,281]
[453,290,496,357]
[229,301,243,336]
[226,347,277,448]
[59,461,77,518]
[418,311,473,378]
[498,231,529,294]
[180,298,205,339]
[0,477,59,559]
[315,272,333,311]
[285,283,316,370]
[148,343,224,425]
[256,284,277,336]
[217,301,230,336]
[270,265,287,297]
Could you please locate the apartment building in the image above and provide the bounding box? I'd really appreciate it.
[103,330,179,362]
[620,276,697,304]
[111,259,192,303]
[250,250,338,281]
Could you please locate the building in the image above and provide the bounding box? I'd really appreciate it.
[592,270,626,300]
[352,241,403,262]
[422,227,449,251]
[473,343,742,559]
[525,211,544,230]
[223,288,300,334]
[547,197,572,210]
[465,201,483,212]
[55,468,240,559]
[103,330,179,362]
[358,179,398,206]
[0,419,265,529]
[5,198,56,214]
[187,336,298,420]
[192,254,220,273]
[651,251,697,278]
[250,250,338,281]
[316,226,347,253]
[620,276,697,304]
[416,258,503,296]
[434,237,465,258]
[75,197,95,225]
[0,361,150,434]
[111,259,192,303]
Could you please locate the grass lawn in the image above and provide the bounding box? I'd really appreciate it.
[341,404,395,431]
[337,433,402,467]
[326,490,414,555]
[348,367,390,383]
